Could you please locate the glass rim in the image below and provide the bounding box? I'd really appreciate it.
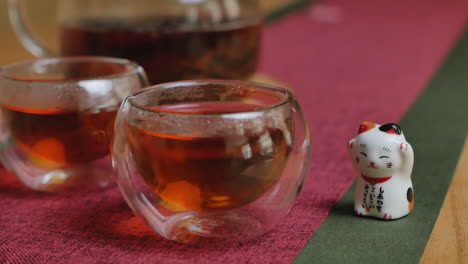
[127,79,295,118]
[0,56,142,83]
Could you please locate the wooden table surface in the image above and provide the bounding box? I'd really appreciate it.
[420,142,468,263]
[0,1,466,262]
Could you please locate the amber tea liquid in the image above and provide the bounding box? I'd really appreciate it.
[60,17,261,84]
[1,105,116,168]
[126,102,292,211]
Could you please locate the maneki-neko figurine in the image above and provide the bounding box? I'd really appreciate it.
[348,122,414,220]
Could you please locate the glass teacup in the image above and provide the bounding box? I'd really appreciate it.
[112,80,311,244]
[0,57,148,191]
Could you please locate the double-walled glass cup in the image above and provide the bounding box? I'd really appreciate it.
[0,57,148,191]
[113,80,311,244]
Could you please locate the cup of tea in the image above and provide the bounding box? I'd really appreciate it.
[0,57,148,191]
[9,0,262,84]
[112,80,311,244]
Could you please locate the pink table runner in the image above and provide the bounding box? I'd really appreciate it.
[1,0,468,263]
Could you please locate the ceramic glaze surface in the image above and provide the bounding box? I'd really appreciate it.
[348,122,414,220]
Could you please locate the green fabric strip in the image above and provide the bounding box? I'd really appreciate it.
[293,29,468,263]
[265,0,313,23]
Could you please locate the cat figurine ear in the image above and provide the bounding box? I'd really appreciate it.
[348,122,414,220]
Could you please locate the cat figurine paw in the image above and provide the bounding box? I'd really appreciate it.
[348,122,414,220]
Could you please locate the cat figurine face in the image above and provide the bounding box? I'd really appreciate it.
[348,122,414,220]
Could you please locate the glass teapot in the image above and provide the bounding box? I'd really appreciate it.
[8,0,262,84]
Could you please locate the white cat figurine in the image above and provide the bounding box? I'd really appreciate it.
[348,122,414,220]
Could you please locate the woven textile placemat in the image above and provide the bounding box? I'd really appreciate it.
[1,0,468,263]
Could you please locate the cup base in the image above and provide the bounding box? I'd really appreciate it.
[0,146,113,192]
[161,211,264,244]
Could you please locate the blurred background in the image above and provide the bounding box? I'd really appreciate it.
[1,0,57,64]
[0,0,305,66]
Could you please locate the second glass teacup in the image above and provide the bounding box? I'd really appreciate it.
[0,57,148,191]
[113,80,311,244]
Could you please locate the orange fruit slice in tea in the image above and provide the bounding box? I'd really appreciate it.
[158,181,238,211]
[26,138,67,169]
[158,180,203,211]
